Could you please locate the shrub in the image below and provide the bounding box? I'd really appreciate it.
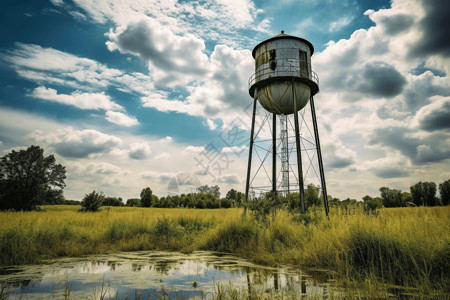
[176,217,214,234]
[293,208,323,225]
[153,218,183,240]
[105,221,128,242]
[126,198,140,207]
[80,190,103,212]
[364,198,382,213]
[202,219,261,253]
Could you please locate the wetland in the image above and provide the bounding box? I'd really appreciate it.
[0,205,449,298]
[1,251,332,299]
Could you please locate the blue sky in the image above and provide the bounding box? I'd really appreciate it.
[0,0,449,201]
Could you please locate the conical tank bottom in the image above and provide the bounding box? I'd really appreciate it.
[257,81,311,115]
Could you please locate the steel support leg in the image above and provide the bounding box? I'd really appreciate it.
[272,113,277,202]
[293,83,305,213]
[245,92,258,208]
[310,96,329,216]
[286,116,290,194]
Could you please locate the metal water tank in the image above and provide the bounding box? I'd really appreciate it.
[248,31,319,115]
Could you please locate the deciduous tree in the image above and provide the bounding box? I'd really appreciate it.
[0,145,66,211]
[363,195,382,212]
[102,196,123,206]
[379,187,404,207]
[197,185,221,198]
[140,187,153,207]
[410,181,437,206]
[439,179,450,206]
[225,189,244,207]
[305,184,321,208]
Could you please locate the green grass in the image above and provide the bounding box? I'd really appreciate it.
[0,205,449,295]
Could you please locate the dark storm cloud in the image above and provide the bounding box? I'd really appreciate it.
[410,0,450,57]
[217,174,240,184]
[420,112,450,131]
[204,105,222,116]
[357,62,407,98]
[369,127,420,158]
[375,105,405,120]
[419,99,450,131]
[318,46,360,91]
[113,19,207,75]
[116,21,173,69]
[129,151,147,160]
[403,77,436,112]
[373,168,409,178]
[368,127,417,159]
[328,157,354,169]
[368,126,450,164]
[380,14,415,36]
[128,146,151,160]
[376,72,450,119]
[53,143,117,158]
[323,142,355,169]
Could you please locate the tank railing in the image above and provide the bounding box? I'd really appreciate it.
[248,59,319,90]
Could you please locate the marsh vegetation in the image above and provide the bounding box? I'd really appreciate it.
[0,205,449,298]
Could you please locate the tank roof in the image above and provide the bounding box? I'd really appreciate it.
[252,31,315,58]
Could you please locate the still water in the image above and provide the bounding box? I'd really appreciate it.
[0,251,333,299]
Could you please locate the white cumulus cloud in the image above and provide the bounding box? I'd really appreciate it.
[105,111,139,127]
[206,119,217,130]
[31,86,123,111]
[29,127,122,158]
[183,146,205,154]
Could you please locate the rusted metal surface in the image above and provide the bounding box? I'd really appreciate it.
[249,56,319,100]
[256,81,311,115]
[251,32,315,57]
[249,40,319,115]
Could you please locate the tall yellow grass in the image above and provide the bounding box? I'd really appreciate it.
[0,206,241,264]
[0,205,449,291]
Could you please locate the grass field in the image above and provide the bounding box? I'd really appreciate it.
[0,205,449,295]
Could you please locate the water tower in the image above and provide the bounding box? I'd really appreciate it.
[245,31,329,215]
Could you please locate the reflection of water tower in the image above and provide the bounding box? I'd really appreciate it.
[245,31,329,215]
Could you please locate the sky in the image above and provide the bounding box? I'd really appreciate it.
[0,0,449,201]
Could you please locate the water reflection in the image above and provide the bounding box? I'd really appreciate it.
[0,251,332,299]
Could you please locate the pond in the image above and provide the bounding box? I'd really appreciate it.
[0,251,335,299]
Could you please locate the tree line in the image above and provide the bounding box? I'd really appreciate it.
[361,180,450,211]
[78,179,450,212]
[0,146,245,211]
[1,145,449,212]
[78,186,244,212]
